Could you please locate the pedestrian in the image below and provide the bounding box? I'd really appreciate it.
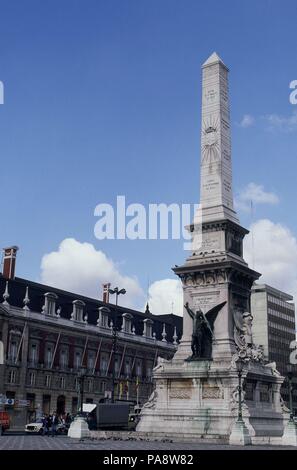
[51,412,59,437]
[65,413,71,425]
[42,415,48,436]
[46,414,52,437]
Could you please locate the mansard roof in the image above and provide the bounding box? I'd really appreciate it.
[0,274,182,343]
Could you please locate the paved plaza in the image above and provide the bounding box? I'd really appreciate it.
[0,434,295,451]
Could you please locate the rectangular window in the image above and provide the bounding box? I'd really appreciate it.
[100,354,108,374]
[30,344,38,365]
[87,352,95,371]
[102,315,108,327]
[87,379,93,392]
[9,341,17,362]
[74,378,79,391]
[136,360,142,377]
[124,358,131,377]
[46,347,53,368]
[8,369,16,384]
[45,375,51,388]
[60,350,68,369]
[74,352,81,370]
[114,357,120,375]
[29,372,36,386]
[59,377,66,389]
[100,381,106,393]
[146,363,152,378]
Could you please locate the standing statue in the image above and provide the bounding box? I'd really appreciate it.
[232,308,264,364]
[184,301,226,360]
[233,308,253,349]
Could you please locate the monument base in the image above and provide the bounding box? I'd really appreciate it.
[137,357,286,442]
[281,420,297,447]
[229,419,251,446]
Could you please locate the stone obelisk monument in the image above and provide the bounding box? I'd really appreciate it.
[137,53,287,444]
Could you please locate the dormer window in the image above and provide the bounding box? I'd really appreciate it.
[43,292,58,316]
[143,318,153,338]
[71,300,85,322]
[121,313,133,334]
[97,307,110,328]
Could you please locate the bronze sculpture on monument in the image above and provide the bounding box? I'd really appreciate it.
[185,301,226,360]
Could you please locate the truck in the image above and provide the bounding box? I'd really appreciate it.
[96,403,130,429]
[0,411,10,435]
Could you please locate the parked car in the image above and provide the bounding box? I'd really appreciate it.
[25,418,67,435]
[0,411,10,435]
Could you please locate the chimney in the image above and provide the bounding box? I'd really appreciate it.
[102,283,111,303]
[2,246,19,279]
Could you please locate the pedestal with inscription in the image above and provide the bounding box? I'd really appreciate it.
[137,53,287,443]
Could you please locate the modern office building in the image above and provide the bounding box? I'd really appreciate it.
[251,283,297,410]
[0,247,182,428]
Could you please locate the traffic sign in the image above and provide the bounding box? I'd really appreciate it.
[15,400,30,407]
[5,398,14,406]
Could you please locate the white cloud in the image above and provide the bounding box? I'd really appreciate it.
[236,110,297,132]
[40,238,183,315]
[235,183,279,212]
[244,219,297,302]
[40,238,144,309]
[146,279,183,316]
[263,110,297,132]
[238,114,255,128]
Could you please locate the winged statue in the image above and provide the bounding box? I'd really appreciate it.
[184,301,226,360]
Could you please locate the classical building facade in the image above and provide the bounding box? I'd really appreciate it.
[0,252,182,428]
[251,283,297,410]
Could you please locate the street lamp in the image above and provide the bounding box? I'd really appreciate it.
[68,366,90,439]
[78,368,86,415]
[108,287,126,306]
[236,357,245,422]
[108,287,126,403]
[229,356,252,445]
[110,324,118,404]
[287,364,294,422]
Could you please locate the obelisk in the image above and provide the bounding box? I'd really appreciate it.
[200,52,239,224]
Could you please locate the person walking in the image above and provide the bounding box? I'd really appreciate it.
[46,414,52,437]
[42,415,49,436]
[51,412,59,437]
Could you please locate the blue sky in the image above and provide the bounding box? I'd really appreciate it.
[0,0,297,311]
